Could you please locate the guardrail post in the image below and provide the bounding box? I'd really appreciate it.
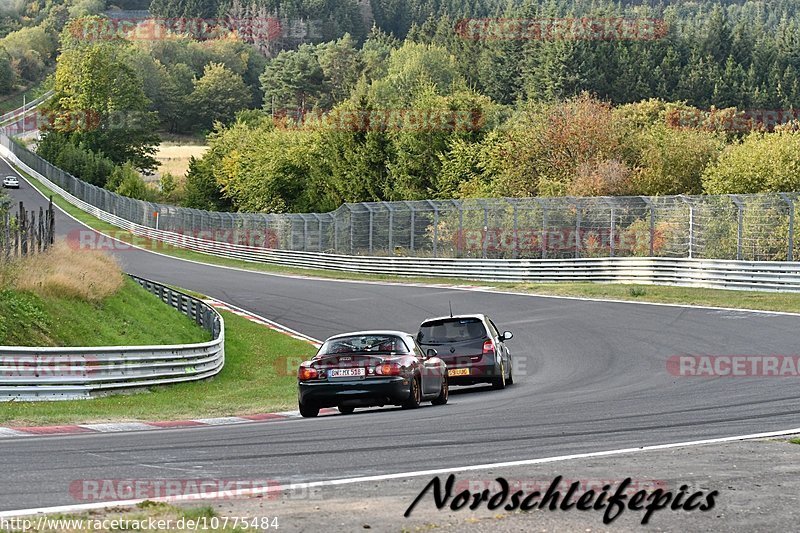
[780,193,795,261]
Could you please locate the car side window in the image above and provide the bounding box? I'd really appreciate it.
[410,339,424,357]
[487,319,501,339]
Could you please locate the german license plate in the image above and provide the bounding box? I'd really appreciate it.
[329,368,366,378]
[448,368,469,377]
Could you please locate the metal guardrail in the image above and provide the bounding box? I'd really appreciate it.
[4,139,800,292]
[0,275,224,401]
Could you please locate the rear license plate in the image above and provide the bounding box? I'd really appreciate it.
[329,368,366,378]
[448,368,469,377]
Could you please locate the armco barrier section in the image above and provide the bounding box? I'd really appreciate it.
[0,275,224,401]
[4,133,800,292]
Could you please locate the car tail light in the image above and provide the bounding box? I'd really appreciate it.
[298,366,318,381]
[376,363,402,376]
[483,340,495,355]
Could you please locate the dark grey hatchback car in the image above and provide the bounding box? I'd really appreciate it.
[417,314,514,389]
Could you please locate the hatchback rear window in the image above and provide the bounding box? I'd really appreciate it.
[418,318,486,344]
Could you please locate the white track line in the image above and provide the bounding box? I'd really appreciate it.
[2,426,800,518]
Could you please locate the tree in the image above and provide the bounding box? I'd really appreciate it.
[0,51,14,94]
[260,44,327,114]
[703,130,800,194]
[50,23,160,172]
[189,62,252,129]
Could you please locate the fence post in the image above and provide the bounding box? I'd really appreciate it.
[303,216,308,252]
[731,195,744,260]
[426,200,438,258]
[481,201,488,259]
[386,203,394,254]
[780,193,795,261]
[408,202,415,254]
[574,199,582,259]
[602,198,616,257]
[456,201,463,258]
[508,198,518,259]
[678,196,695,259]
[541,201,548,259]
[366,205,374,254]
[640,196,655,256]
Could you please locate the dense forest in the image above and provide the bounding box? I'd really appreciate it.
[2,1,800,213]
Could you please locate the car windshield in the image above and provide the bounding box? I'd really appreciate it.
[418,318,486,344]
[318,334,410,355]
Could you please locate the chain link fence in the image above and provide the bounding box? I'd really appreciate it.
[2,132,798,261]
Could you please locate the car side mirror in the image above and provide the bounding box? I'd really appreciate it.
[502,331,513,341]
[426,348,438,358]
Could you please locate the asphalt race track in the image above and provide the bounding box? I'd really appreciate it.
[2,156,800,513]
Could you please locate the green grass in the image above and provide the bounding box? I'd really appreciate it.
[0,277,210,347]
[0,310,315,426]
[789,438,800,445]
[15,163,800,315]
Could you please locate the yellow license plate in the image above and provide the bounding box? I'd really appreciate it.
[448,368,469,377]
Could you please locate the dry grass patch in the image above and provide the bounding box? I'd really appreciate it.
[13,241,124,302]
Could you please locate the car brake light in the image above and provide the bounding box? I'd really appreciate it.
[376,363,402,376]
[482,340,495,354]
[298,366,318,380]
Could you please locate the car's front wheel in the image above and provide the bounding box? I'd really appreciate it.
[402,375,422,409]
[299,401,320,418]
[431,374,449,405]
[338,405,355,415]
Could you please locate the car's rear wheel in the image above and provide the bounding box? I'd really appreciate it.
[492,362,506,390]
[431,374,449,406]
[338,405,355,415]
[402,375,422,409]
[299,401,320,418]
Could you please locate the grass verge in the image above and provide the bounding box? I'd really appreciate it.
[0,309,313,426]
[0,243,209,347]
[14,162,800,315]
